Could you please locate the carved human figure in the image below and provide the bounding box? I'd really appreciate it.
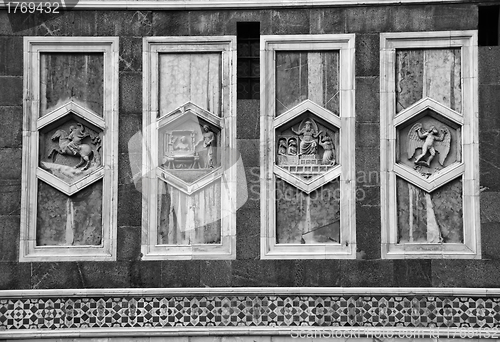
[175,136,190,151]
[291,120,322,155]
[278,138,288,155]
[408,123,450,168]
[319,134,336,165]
[202,125,215,168]
[67,123,89,155]
[288,138,297,155]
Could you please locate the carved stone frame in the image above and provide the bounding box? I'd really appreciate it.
[260,34,356,259]
[20,37,119,262]
[380,31,480,259]
[142,37,237,260]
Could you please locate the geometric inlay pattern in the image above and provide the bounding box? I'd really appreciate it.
[1,295,500,330]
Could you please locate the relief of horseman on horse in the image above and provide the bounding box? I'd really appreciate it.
[48,122,102,171]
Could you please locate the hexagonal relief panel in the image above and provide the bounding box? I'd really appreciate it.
[393,98,463,191]
[272,100,341,193]
[397,109,461,175]
[37,102,104,195]
[158,102,222,186]
[276,114,339,181]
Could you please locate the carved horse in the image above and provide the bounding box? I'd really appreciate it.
[48,130,93,170]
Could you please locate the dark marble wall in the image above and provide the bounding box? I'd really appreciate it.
[1,4,499,289]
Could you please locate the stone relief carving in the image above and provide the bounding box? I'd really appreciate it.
[162,124,218,170]
[202,125,215,169]
[41,121,102,183]
[407,123,450,172]
[276,118,337,179]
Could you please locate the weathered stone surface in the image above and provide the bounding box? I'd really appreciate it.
[36,180,103,246]
[480,131,500,191]
[355,122,379,147]
[161,261,201,287]
[241,167,260,210]
[0,11,36,35]
[355,147,379,178]
[340,260,394,286]
[189,11,227,36]
[35,11,97,36]
[0,180,21,216]
[130,260,162,287]
[481,191,500,224]
[231,260,277,286]
[157,181,221,245]
[276,179,340,244]
[236,208,260,260]
[0,37,23,76]
[391,5,434,32]
[0,106,22,148]
[96,11,153,36]
[393,260,432,287]
[119,72,142,115]
[396,178,462,244]
[237,139,260,167]
[0,262,31,290]
[431,179,463,243]
[309,8,345,34]
[118,152,138,186]
[119,37,142,72]
[357,185,380,207]
[200,261,232,287]
[31,262,84,289]
[237,100,260,139]
[152,11,190,36]
[302,260,341,286]
[432,260,500,287]
[0,148,22,181]
[0,77,22,106]
[356,35,379,77]
[479,47,500,86]
[355,77,379,122]
[275,260,300,286]
[431,4,478,31]
[479,85,500,132]
[0,215,19,262]
[396,49,462,112]
[224,10,272,35]
[271,9,310,35]
[79,261,131,288]
[481,222,500,260]
[117,226,141,261]
[41,53,104,116]
[356,205,381,260]
[345,7,392,33]
[119,114,142,153]
[117,183,142,227]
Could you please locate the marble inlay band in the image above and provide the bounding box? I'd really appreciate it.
[1,288,500,336]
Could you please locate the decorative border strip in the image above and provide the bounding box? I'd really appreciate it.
[0,0,470,10]
[1,288,500,337]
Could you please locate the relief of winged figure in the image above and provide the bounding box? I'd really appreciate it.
[407,123,451,168]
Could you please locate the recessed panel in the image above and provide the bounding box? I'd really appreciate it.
[36,180,103,246]
[40,53,104,116]
[396,48,461,113]
[396,176,463,244]
[159,53,222,117]
[276,178,340,244]
[276,51,339,116]
[157,179,221,245]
